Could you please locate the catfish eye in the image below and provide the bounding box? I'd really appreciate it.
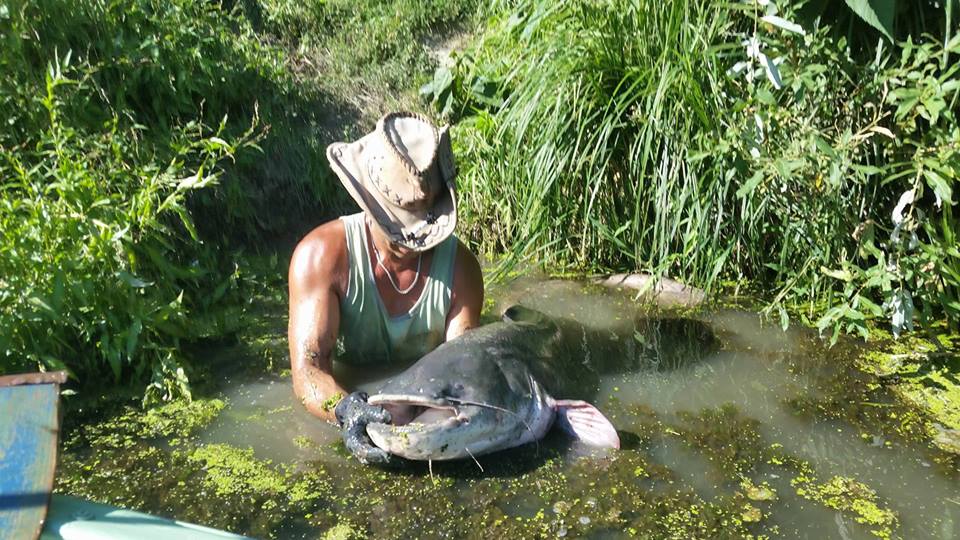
[435,383,465,399]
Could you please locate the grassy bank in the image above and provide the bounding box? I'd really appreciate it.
[1,0,957,401]
[0,0,480,401]
[438,0,959,341]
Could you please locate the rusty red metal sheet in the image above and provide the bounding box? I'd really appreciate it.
[0,374,63,540]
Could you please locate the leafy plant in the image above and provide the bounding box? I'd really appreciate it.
[0,0,482,402]
[844,0,896,41]
[435,0,959,340]
[0,53,261,402]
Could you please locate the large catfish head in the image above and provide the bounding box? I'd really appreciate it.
[365,318,557,460]
[365,306,619,461]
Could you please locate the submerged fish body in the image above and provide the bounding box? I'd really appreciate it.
[365,306,621,461]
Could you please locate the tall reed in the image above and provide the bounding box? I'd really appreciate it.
[454,0,738,284]
[444,0,959,336]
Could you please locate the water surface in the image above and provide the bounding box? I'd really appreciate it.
[66,276,959,538]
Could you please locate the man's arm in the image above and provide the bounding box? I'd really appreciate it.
[288,236,347,422]
[445,239,485,341]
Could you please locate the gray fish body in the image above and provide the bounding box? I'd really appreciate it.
[366,317,561,460]
[365,306,717,461]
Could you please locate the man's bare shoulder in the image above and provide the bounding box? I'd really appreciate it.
[453,238,483,287]
[289,219,348,291]
[445,238,484,339]
[452,238,484,303]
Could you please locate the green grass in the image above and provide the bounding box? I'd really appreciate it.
[1,0,955,400]
[0,0,480,401]
[437,0,959,339]
[253,0,482,127]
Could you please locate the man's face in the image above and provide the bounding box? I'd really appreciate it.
[367,218,420,262]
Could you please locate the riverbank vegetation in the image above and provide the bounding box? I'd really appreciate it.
[0,0,480,400]
[436,0,958,344]
[0,0,957,403]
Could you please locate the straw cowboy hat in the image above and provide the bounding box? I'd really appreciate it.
[326,112,457,251]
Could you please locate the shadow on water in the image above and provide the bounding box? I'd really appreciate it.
[385,431,580,480]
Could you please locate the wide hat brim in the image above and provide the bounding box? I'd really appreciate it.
[326,121,457,252]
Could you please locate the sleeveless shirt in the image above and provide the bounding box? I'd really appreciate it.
[336,212,457,365]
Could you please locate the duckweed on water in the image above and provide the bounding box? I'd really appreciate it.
[186,444,289,497]
[53,294,960,538]
[321,522,363,540]
[66,397,226,449]
[59,389,912,538]
[860,336,960,427]
[740,479,777,502]
[672,404,766,477]
[141,399,226,439]
[657,403,902,539]
[293,435,315,449]
[792,475,898,539]
[854,333,960,466]
[784,339,960,471]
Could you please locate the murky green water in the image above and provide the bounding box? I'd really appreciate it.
[59,277,959,539]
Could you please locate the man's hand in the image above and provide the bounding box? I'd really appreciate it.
[335,391,395,466]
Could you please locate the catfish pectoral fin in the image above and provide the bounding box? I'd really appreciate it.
[552,399,620,449]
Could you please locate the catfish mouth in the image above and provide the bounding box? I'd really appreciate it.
[366,394,468,428]
[365,393,488,459]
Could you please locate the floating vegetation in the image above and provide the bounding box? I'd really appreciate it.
[672,404,768,477]
[741,479,778,502]
[141,399,227,439]
[792,475,899,539]
[851,334,960,468]
[186,444,290,498]
[54,282,959,539]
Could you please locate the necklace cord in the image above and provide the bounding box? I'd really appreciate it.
[371,238,422,295]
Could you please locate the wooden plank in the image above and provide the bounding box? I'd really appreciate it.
[0,381,61,540]
[0,372,68,387]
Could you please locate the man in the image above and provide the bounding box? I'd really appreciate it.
[287,112,484,464]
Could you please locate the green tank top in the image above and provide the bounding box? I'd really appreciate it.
[336,212,457,365]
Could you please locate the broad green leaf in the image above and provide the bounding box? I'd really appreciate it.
[842,306,866,321]
[761,15,805,35]
[844,0,896,42]
[40,355,72,376]
[814,136,837,158]
[755,88,776,106]
[736,171,764,198]
[126,318,142,359]
[421,66,453,100]
[851,164,885,176]
[762,54,783,89]
[207,137,230,150]
[816,305,845,331]
[856,296,884,316]
[821,266,853,282]
[948,33,960,53]
[28,296,57,316]
[117,271,152,288]
[887,288,915,337]
[175,206,199,241]
[923,170,954,206]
